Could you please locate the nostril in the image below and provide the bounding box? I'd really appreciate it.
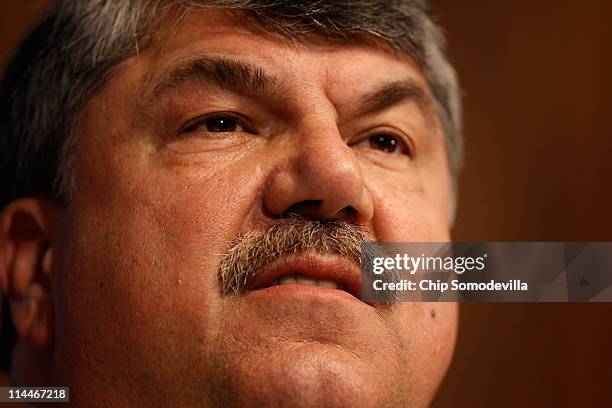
[282,201,360,224]
[338,206,358,224]
[283,200,323,218]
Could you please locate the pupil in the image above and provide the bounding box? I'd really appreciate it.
[372,135,397,153]
[206,117,236,132]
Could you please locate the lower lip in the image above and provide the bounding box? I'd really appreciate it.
[245,283,364,304]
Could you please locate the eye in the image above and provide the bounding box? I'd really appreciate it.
[201,115,245,132]
[354,133,411,156]
[369,134,398,153]
[182,113,254,135]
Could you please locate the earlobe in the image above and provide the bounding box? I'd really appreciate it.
[0,198,62,349]
[9,279,53,348]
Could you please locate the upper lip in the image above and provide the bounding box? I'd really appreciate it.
[248,251,362,299]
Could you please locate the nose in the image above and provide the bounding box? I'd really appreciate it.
[263,123,374,225]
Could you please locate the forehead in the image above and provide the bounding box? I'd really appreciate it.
[134,9,431,102]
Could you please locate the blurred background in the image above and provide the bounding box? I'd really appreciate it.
[1,0,611,407]
[434,1,612,406]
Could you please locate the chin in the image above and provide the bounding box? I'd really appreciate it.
[199,301,457,407]
[206,341,433,408]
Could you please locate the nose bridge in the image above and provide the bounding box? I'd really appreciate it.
[295,119,360,183]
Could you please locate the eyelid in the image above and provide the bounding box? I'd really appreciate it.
[180,111,257,134]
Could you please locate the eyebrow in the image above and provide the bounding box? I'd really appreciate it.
[150,56,284,102]
[356,80,433,118]
[149,56,432,119]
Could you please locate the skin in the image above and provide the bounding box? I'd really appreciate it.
[0,10,457,408]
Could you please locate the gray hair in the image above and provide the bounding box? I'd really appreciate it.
[0,0,462,209]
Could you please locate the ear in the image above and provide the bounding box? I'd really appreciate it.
[0,198,62,349]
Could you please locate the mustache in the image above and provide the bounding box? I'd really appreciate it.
[218,216,375,295]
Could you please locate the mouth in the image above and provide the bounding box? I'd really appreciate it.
[247,251,362,300]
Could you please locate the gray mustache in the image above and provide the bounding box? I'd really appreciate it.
[218,216,375,295]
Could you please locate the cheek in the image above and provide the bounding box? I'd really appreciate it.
[54,151,267,380]
[366,172,451,242]
[388,302,458,404]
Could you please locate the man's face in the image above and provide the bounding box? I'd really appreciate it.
[53,10,457,407]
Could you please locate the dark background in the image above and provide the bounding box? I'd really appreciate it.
[1,1,611,407]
